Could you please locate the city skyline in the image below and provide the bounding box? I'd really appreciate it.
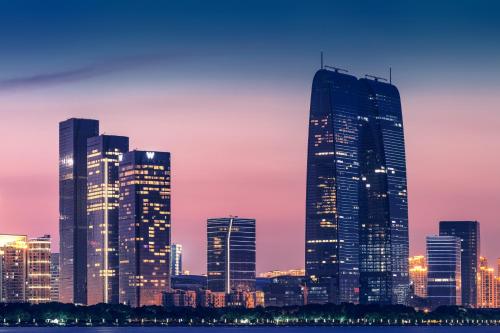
[1,1,500,275]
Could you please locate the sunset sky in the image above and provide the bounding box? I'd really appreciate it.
[1,1,499,274]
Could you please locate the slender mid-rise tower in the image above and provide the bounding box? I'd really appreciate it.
[439,221,480,308]
[358,78,410,305]
[59,118,99,304]
[0,235,28,303]
[118,150,171,307]
[87,135,129,305]
[305,69,361,304]
[27,235,52,304]
[207,217,256,294]
[426,235,462,307]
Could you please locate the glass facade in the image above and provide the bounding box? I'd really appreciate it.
[305,69,361,304]
[27,235,52,303]
[207,217,256,294]
[59,118,99,304]
[87,135,129,305]
[426,235,462,307]
[439,220,480,308]
[170,243,183,276]
[358,78,409,305]
[0,234,28,303]
[50,253,60,302]
[118,150,171,307]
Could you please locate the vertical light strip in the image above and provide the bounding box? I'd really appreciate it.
[103,156,109,303]
[225,218,233,294]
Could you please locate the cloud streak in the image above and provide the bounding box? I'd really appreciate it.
[0,54,180,91]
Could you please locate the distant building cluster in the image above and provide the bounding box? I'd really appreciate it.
[2,67,499,311]
[0,235,51,303]
[408,221,500,309]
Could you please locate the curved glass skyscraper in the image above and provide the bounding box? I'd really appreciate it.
[358,78,409,305]
[305,68,409,305]
[305,69,361,304]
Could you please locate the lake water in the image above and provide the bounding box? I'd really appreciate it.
[1,327,500,333]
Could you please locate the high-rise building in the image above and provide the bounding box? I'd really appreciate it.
[478,257,495,308]
[409,255,427,298]
[118,150,171,307]
[207,217,256,294]
[87,135,129,305]
[170,243,183,276]
[59,118,99,304]
[439,221,480,307]
[358,78,409,305]
[305,67,409,305]
[27,235,51,303]
[305,69,361,304]
[50,253,60,302]
[426,235,461,307]
[0,235,28,303]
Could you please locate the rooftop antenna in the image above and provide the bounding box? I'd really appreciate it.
[365,74,387,82]
[320,51,324,69]
[389,67,392,84]
[324,65,348,73]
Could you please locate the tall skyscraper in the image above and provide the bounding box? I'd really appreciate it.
[0,235,27,303]
[478,257,495,308]
[118,150,171,307]
[170,243,183,276]
[27,235,52,304]
[439,221,480,308]
[426,235,462,307]
[409,255,427,298]
[50,253,60,302]
[87,135,129,305]
[358,78,409,305]
[59,118,99,304]
[305,67,409,305]
[305,69,361,304]
[207,217,256,294]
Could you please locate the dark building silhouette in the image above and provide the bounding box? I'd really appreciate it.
[358,78,410,305]
[118,150,171,307]
[305,67,409,305]
[87,135,129,305]
[305,69,361,304]
[426,235,462,307]
[207,217,256,294]
[439,221,480,308]
[59,118,99,304]
[263,276,305,307]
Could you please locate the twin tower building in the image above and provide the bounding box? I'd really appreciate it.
[305,68,409,305]
[59,119,171,306]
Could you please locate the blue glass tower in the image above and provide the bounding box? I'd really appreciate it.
[87,135,129,305]
[305,69,360,304]
[118,150,171,307]
[59,118,99,304]
[358,78,410,305]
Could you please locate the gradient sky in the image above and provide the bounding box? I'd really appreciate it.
[0,1,499,274]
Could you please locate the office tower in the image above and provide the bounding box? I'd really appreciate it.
[0,235,27,303]
[170,243,183,276]
[305,69,360,304]
[426,235,461,307]
[118,150,171,307]
[409,255,427,298]
[478,257,495,308]
[439,221,480,307]
[50,253,60,302]
[27,235,51,303]
[263,276,306,307]
[59,118,99,304]
[87,135,129,305]
[358,77,409,305]
[207,217,256,294]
